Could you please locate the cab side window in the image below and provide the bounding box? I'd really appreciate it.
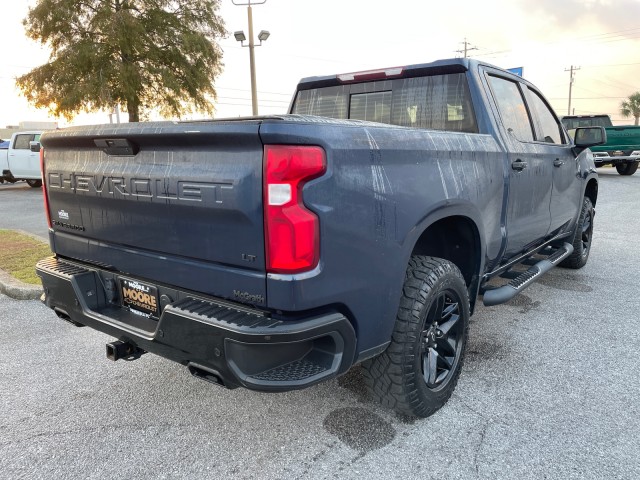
[527,88,566,144]
[488,76,534,142]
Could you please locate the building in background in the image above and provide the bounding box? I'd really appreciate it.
[0,121,58,140]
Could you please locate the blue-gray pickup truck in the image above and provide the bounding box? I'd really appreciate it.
[37,59,605,417]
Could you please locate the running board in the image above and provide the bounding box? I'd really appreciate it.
[482,242,574,307]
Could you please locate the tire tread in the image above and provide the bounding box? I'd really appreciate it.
[362,256,469,418]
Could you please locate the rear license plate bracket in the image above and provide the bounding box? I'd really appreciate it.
[119,278,160,318]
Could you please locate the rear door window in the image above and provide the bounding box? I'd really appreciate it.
[487,76,534,142]
[526,88,566,144]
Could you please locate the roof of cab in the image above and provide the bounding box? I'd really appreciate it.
[296,58,488,90]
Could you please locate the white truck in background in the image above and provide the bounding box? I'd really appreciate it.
[0,131,44,187]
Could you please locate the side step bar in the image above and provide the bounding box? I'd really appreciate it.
[482,242,574,307]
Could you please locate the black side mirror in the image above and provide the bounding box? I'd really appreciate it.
[574,127,607,148]
[29,141,41,153]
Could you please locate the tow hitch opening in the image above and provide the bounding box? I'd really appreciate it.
[106,340,145,361]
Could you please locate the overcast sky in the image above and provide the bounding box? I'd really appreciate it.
[1,0,639,128]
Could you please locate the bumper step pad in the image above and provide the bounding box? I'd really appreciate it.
[252,358,329,382]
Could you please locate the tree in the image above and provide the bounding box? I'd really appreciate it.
[620,92,640,126]
[17,0,226,122]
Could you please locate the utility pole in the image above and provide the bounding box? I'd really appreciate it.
[565,65,580,116]
[456,38,478,58]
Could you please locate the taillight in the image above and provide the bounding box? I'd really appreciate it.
[264,145,326,274]
[40,148,52,229]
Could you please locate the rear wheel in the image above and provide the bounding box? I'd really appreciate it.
[560,197,594,269]
[26,179,42,188]
[363,256,469,418]
[615,162,638,175]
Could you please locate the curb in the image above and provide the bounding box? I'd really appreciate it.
[0,269,43,301]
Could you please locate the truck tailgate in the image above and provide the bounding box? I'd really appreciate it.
[41,121,267,304]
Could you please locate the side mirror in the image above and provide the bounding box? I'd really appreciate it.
[29,141,41,153]
[574,127,607,148]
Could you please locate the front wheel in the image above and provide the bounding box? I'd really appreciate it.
[615,162,638,175]
[560,197,594,269]
[26,179,42,188]
[363,257,470,418]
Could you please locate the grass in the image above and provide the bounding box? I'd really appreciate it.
[0,229,51,285]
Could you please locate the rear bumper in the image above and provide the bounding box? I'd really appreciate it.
[36,256,356,391]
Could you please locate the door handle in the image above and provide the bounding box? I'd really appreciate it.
[511,159,527,171]
[553,158,564,167]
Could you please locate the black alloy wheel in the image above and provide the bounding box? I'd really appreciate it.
[580,205,593,259]
[363,256,470,418]
[420,291,464,389]
[560,196,594,269]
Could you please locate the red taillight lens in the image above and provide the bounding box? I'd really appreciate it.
[264,145,326,274]
[40,148,52,229]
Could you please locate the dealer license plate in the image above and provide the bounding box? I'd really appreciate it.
[119,278,160,318]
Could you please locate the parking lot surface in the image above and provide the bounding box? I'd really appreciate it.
[1,169,639,479]
[0,182,49,240]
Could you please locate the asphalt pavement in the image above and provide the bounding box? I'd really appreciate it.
[0,168,639,479]
[0,181,49,240]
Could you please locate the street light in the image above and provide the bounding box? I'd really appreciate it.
[233,0,269,116]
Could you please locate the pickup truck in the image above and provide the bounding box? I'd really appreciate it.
[0,131,44,187]
[36,58,604,418]
[561,114,640,175]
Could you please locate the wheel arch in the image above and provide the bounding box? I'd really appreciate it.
[405,204,485,314]
[584,176,598,207]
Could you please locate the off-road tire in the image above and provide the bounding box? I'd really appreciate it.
[615,162,638,176]
[362,256,470,418]
[26,179,42,188]
[560,197,594,269]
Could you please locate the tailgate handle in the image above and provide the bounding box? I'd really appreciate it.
[94,138,139,156]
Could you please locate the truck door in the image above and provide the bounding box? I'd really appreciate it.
[9,133,40,178]
[486,74,552,259]
[524,87,580,234]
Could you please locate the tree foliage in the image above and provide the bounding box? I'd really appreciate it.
[620,92,640,126]
[17,0,226,122]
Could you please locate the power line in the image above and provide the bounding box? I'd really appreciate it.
[581,61,640,68]
[216,94,289,104]
[475,27,640,60]
[548,96,626,100]
[216,85,291,97]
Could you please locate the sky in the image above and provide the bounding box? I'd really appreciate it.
[1,0,639,128]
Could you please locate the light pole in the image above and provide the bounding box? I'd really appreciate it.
[233,0,269,116]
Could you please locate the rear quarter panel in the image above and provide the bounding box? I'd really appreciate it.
[260,118,505,356]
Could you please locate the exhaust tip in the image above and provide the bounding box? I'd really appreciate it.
[54,307,84,327]
[187,363,225,387]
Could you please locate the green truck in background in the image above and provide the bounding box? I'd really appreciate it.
[562,115,640,175]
